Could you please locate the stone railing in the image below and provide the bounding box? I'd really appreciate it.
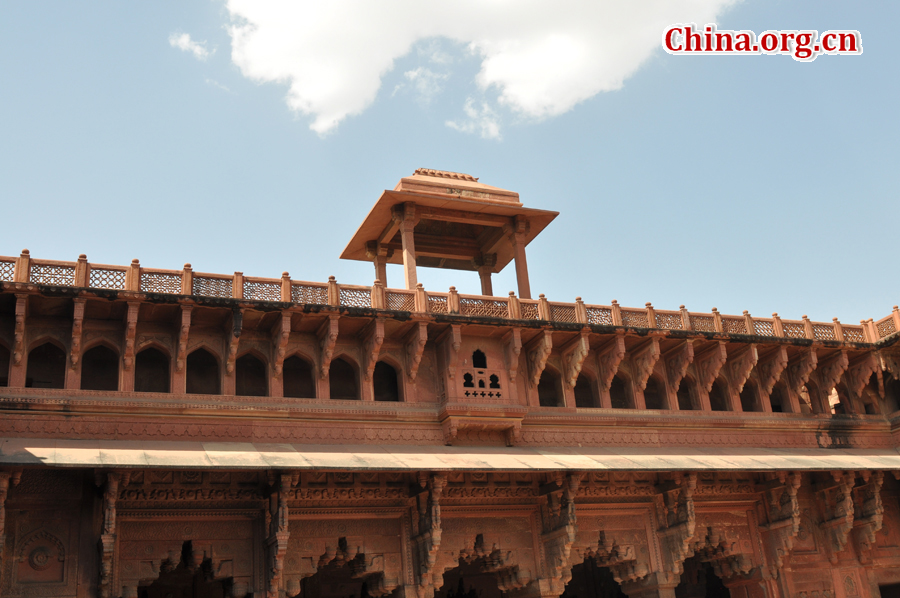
[3,250,898,344]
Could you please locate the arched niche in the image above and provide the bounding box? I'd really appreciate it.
[329,356,359,400]
[574,373,598,408]
[677,376,697,410]
[739,379,760,412]
[283,354,316,398]
[769,380,789,413]
[883,372,900,414]
[609,373,632,409]
[373,361,401,402]
[561,558,625,598]
[643,375,666,410]
[0,342,9,387]
[471,349,487,369]
[26,341,66,389]
[135,347,170,393]
[81,344,119,391]
[235,352,268,397]
[186,347,220,395]
[709,378,730,412]
[537,367,563,407]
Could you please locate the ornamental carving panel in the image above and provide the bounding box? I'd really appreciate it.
[572,511,653,584]
[3,509,79,598]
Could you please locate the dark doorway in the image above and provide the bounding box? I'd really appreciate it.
[739,380,759,412]
[26,342,66,388]
[138,541,231,598]
[562,559,626,598]
[644,376,666,409]
[186,349,220,395]
[0,344,9,386]
[297,558,375,598]
[135,348,170,393]
[373,361,400,402]
[236,353,267,396]
[677,377,696,410]
[881,583,900,598]
[769,382,787,413]
[675,556,729,598]
[283,355,316,398]
[81,345,119,391]
[574,374,597,408]
[329,357,358,400]
[434,559,503,598]
[538,369,563,406]
[709,379,730,411]
[609,374,632,409]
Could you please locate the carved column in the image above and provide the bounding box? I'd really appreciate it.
[413,473,446,598]
[121,302,139,392]
[267,473,291,598]
[852,471,884,564]
[506,215,531,299]
[8,294,27,387]
[758,472,801,580]
[99,472,128,598]
[654,473,698,582]
[393,203,419,290]
[474,253,497,297]
[270,312,292,398]
[819,471,855,564]
[538,472,583,597]
[173,305,192,394]
[66,298,86,389]
[366,241,393,289]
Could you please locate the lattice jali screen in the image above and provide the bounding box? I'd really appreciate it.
[876,318,897,338]
[690,315,716,332]
[0,260,15,282]
[192,276,233,298]
[655,312,683,330]
[244,281,282,302]
[782,322,807,339]
[583,307,610,326]
[292,283,328,305]
[89,267,126,290]
[842,326,866,343]
[387,291,415,312]
[428,295,448,314]
[812,324,836,341]
[620,310,649,328]
[549,304,577,323]
[520,302,541,320]
[722,318,747,334]
[753,320,776,337]
[460,297,508,319]
[30,263,75,286]
[339,287,371,309]
[141,272,182,294]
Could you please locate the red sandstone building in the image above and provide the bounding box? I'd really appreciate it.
[1,169,900,598]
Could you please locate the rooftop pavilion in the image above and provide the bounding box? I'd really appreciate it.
[341,169,558,298]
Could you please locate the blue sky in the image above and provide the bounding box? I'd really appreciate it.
[1,1,896,324]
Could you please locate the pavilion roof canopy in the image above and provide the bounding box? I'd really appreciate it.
[341,169,558,273]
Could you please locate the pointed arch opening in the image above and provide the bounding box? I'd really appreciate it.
[677,376,697,411]
[26,341,66,389]
[769,381,788,413]
[373,360,401,402]
[283,354,316,398]
[537,367,563,407]
[135,347,170,393]
[643,375,666,410]
[236,353,268,396]
[329,357,359,400]
[574,373,598,408]
[186,348,220,395]
[674,554,730,598]
[739,379,760,412]
[137,541,233,598]
[471,349,487,369]
[561,558,625,598]
[709,378,730,412]
[609,373,632,409]
[435,559,503,598]
[81,344,119,391]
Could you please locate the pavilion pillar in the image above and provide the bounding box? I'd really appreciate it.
[366,241,392,288]
[507,216,531,299]
[392,203,418,290]
[474,253,497,297]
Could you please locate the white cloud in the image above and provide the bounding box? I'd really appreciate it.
[205,79,233,93]
[402,67,448,104]
[225,0,737,136]
[169,32,214,61]
[446,98,501,140]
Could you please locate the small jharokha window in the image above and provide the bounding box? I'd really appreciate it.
[472,349,487,369]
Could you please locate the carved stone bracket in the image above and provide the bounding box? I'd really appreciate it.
[691,525,754,579]
[853,470,884,564]
[818,471,855,564]
[13,294,26,365]
[756,346,789,400]
[269,312,291,378]
[225,308,244,375]
[441,417,522,447]
[440,324,462,381]
[539,472,583,596]
[504,328,523,384]
[725,344,758,394]
[597,332,626,391]
[122,302,139,370]
[267,473,291,598]
[816,350,849,396]
[317,315,340,379]
[528,330,553,388]
[70,298,86,370]
[361,318,385,381]
[405,321,428,381]
[787,346,817,408]
[414,473,446,598]
[588,531,650,586]
[758,472,801,578]
[665,340,694,393]
[562,331,590,388]
[175,305,193,372]
[881,351,900,381]
[631,337,661,391]
[693,341,727,392]
[655,473,698,577]
[845,353,880,405]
